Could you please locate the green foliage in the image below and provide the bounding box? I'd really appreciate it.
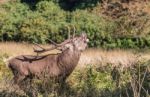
[0,57,150,97]
[0,2,29,41]
[0,0,150,49]
[72,0,102,10]
[0,54,11,80]
[69,66,115,97]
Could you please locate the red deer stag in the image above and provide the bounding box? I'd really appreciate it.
[8,32,89,85]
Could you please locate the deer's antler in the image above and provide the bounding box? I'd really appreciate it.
[33,25,76,54]
[66,25,71,39]
[33,39,71,54]
[71,25,76,38]
[33,43,57,54]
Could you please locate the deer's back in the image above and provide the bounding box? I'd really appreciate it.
[8,54,60,76]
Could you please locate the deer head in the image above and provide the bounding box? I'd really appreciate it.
[62,32,89,52]
[33,25,89,54]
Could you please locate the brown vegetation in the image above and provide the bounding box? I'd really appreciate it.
[1,42,150,69]
[0,42,150,97]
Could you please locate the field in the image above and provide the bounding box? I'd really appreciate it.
[0,42,149,97]
[0,42,148,68]
[0,0,150,96]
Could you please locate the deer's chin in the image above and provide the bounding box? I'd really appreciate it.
[80,50,84,52]
[80,49,86,52]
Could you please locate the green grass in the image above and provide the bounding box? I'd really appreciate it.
[0,55,149,97]
[0,1,150,49]
[0,43,149,97]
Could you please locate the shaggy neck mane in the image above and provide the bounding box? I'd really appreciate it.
[58,47,81,77]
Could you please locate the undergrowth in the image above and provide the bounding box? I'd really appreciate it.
[0,0,150,49]
[0,56,149,97]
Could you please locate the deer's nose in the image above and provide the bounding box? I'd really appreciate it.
[86,39,89,43]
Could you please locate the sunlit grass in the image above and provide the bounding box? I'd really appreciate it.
[0,42,146,68]
[0,42,149,97]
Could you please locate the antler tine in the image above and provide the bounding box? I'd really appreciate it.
[66,25,71,39]
[32,25,75,54]
[33,39,71,54]
[48,38,71,47]
[33,43,45,51]
[48,39,58,46]
[71,25,76,38]
[34,47,58,54]
[33,44,57,54]
[33,43,47,53]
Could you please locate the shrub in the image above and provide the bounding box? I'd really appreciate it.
[0,57,149,97]
[0,0,150,49]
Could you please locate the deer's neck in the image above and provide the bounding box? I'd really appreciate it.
[58,48,81,76]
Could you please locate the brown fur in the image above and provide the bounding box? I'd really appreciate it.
[8,33,88,84]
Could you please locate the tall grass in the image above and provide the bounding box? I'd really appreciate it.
[0,42,145,67]
[0,42,150,97]
[0,59,149,97]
